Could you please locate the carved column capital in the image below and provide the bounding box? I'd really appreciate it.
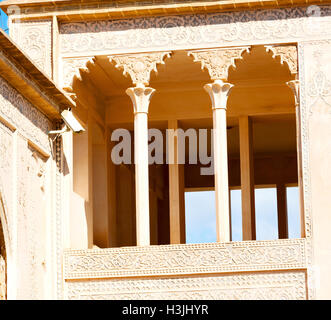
[287,80,300,106]
[188,47,250,81]
[109,52,171,87]
[126,86,155,114]
[265,45,298,75]
[204,80,234,110]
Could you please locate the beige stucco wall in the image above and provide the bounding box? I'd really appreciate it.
[300,40,331,299]
[0,74,56,299]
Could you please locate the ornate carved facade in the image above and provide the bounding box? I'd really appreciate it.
[0,0,331,300]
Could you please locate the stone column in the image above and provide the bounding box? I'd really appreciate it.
[189,47,249,242]
[126,86,155,246]
[110,52,171,246]
[287,79,305,237]
[204,80,233,242]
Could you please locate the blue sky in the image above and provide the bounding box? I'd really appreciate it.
[0,0,8,33]
[185,187,300,243]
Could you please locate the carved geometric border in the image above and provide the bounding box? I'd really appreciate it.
[66,271,307,300]
[64,239,307,280]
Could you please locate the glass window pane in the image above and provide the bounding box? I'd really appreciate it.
[255,187,278,240]
[286,186,301,238]
[185,191,216,244]
[230,189,242,241]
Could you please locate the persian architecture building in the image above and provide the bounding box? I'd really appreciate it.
[0,0,331,300]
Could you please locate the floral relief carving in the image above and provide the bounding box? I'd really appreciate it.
[188,47,250,80]
[265,45,298,75]
[64,239,306,280]
[66,272,306,300]
[109,52,171,86]
[11,21,52,77]
[0,75,52,152]
[59,6,331,56]
[307,51,331,114]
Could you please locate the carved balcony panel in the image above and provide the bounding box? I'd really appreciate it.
[64,238,307,280]
[64,239,308,300]
[67,271,307,300]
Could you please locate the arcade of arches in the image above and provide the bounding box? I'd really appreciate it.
[65,44,302,249]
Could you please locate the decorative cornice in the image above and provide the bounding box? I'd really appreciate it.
[265,45,298,75]
[188,47,250,81]
[2,0,327,21]
[109,52,171,86]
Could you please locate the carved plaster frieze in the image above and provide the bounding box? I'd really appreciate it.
[188,47,250,81]
[66,271,307,300]
[64,239,306,280]
[0,75,52,152]
[265,45,298,75]
[62,57,96,92]
[109,52,171,86]
[59,6,331,57]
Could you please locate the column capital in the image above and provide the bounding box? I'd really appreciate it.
[287,79,300,106]
[204,80,234,110]
[126,86,155,114]
[109,52,171,87]
[265,45,298,75]
[188,46,250,81]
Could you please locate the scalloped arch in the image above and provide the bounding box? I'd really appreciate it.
[188,46,251,81]
[265,45,298,75]
[62,56,97,92]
